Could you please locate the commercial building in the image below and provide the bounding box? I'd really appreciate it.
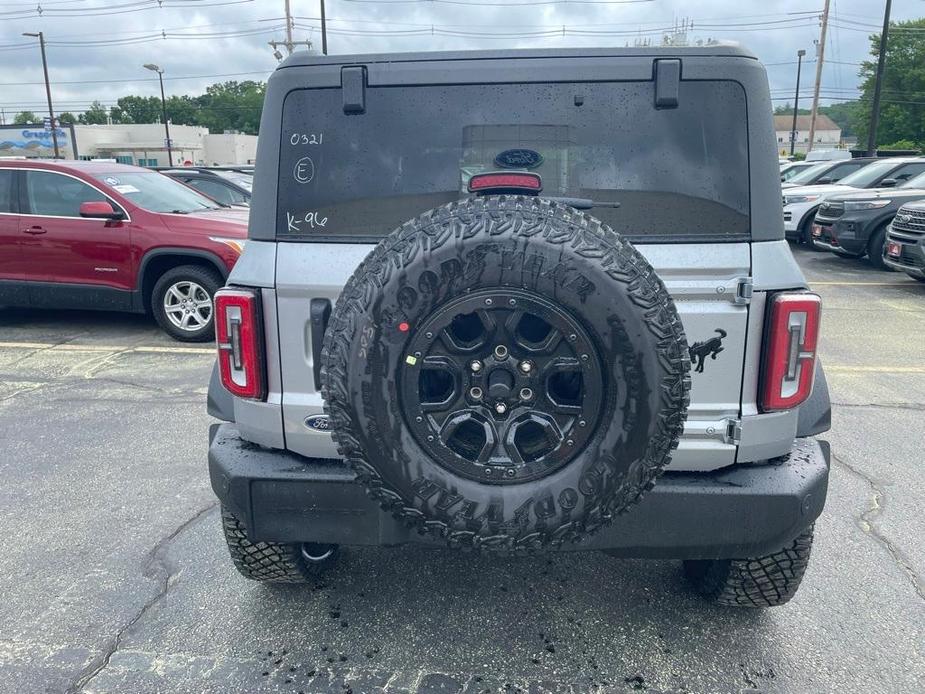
[773,114,843,155]
[0,123,257,165]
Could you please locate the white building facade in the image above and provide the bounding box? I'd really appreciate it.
[774,115,843,155]
[0,123,258,166]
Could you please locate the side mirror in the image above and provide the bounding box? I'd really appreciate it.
[79,200,124,220]
[817,177,833,184]
[880,178,898,188]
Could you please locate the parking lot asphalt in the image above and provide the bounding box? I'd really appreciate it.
[1,246,923,694]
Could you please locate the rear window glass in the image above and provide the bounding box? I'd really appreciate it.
[277,80,749,242]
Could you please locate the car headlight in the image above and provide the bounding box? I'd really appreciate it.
[783,195,821,205]
[209,237,247,254]
[843,199,892,211]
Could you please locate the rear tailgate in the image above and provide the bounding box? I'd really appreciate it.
[255,50,786,471]
[275,241,750,472]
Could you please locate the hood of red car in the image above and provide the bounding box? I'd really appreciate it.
[160,207,249,236]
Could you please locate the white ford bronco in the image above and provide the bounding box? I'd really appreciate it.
[207,46,831,607]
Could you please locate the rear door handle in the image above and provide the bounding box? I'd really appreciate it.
[23,226,47,235]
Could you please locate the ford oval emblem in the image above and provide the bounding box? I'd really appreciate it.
[494,148,544,170]
[304,414,331,432]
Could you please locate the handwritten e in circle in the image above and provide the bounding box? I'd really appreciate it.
[294,156,315,184]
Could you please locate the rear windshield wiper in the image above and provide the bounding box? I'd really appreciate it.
[546,197,620,210]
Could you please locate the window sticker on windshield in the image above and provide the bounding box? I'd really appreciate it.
[112,184,139,194]
[104,177,120,186]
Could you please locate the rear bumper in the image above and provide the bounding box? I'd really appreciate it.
[208,423,830,559]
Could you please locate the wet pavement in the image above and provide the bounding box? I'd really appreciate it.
[0,245,923,693]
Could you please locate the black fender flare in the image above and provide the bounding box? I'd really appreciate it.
[797,205,822,234]
[797,360,831,437]
[135,247,229,310]
[207,361,235,422]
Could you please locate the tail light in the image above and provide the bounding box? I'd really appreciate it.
[760,292,821,411]
[468,172,542,194]
[214,288,266,400]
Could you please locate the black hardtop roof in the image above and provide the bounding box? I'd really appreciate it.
[277,44,758,70]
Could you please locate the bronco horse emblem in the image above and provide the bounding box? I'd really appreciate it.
[689,329,727,373]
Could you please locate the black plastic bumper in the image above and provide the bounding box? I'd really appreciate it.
[883,241,925,278]
[208,424,830,559]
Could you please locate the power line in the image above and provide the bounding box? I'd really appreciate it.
[0,0,256,19]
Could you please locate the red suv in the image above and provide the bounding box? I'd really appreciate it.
[0,160,247,341]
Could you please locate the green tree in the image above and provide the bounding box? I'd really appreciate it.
[13,111,39,125]
[879,139,920,151]
[194,81,265,134]
[57,112,77,124]
[115,95,163,124]
[164,94,199,127]
[78,101,109,125]
[853,18,925,149]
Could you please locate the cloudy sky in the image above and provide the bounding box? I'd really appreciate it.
[0,0,918,122]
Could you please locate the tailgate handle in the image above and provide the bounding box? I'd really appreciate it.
[653,59,681,109]
[310,298,332,389]
[341,66,367,114]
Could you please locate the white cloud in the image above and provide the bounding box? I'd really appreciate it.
[0,0,916,120]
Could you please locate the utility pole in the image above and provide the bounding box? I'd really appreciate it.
[867,0,893,156]
[268,0,313,60]
[320,0,328,55]
[807,0,831,154]
[143,64,173,167]
[285,0,294,54]
[22,31,59,159]
[791,49,806,157]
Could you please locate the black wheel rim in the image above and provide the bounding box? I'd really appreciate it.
[399,288,604,484]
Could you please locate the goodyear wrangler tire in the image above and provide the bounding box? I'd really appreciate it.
[320,196,690,552]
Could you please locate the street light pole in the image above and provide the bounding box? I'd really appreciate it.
[23,31,59,159]
[867,0,893,156]
[320,0,328,55]
[144,64,173,167]
[790,49,806,157]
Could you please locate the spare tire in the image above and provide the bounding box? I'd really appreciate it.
[320,196,690,552]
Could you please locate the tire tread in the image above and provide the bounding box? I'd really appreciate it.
[684,526,814,607]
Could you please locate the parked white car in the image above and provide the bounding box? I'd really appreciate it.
[784,157,925,244]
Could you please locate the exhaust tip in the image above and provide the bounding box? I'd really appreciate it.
[301,543,338,563]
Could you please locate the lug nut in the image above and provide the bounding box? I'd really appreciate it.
[470,360,482,372]
[470,386,483,399]
[519,387,533,400]
[506,468,516,477]
[495,402,507,414]
[519,361,532,374]
[494,345,508,359]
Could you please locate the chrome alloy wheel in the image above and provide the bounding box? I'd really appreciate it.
[163,280,212,332]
